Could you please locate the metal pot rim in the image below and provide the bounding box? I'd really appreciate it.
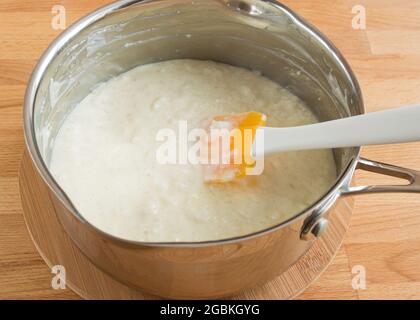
[22,0,363,248]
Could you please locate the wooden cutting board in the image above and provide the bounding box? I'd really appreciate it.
[1,0,420,299]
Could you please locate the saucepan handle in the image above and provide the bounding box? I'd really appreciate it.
[301,157,420,240]
[341,157,420,195]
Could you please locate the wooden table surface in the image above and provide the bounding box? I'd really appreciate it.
[1,0,420,300]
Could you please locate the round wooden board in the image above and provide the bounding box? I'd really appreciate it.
[19,150,353,299]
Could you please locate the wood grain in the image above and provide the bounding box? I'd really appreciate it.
[1,0,420,299]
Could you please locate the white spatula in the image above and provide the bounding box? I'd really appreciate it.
[253,104,420,158]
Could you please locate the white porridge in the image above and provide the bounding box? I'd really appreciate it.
[49,59,337,242]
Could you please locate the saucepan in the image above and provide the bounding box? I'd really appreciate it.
[22,0,420,298]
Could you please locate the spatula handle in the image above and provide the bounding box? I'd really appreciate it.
[254,104,420,157]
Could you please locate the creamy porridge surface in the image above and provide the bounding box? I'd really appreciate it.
[49,59,337,242]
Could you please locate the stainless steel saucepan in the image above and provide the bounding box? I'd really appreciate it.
[23,0,420,298]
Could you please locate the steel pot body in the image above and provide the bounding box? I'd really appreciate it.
[23,0,420,298]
